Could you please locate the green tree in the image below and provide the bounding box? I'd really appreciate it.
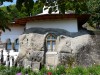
[1,3,43,21]
[0,0,100,31]
[87,0,100,29]
[0,0,13,31]
[5,5,28,21]
[16,0,34,16]
[0,0,43,31]
[16,0,88,14]
[16,0,100,29]
[0,9,11,31]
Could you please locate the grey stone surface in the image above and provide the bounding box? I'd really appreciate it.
[23,59,31,68]
[58,53,73,65]
[56,36,72,53]
[31,62,40,71]
[16,28,100,67]
[16,33,45,62]
[16,51,44,67]
[26,51,44,66]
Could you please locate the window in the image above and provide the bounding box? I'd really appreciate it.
[46,34,56,51]
[6,39,12,51]
[14,39,19,52]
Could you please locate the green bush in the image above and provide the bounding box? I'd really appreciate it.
[56,65,66,75]
[40,66,47,74]
[87,65,100,75]
[70,66,89,75]
[0,65,100,75]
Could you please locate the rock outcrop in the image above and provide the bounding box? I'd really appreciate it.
[16,28,100,67]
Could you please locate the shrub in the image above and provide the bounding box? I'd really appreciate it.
[40,66,47,74]
[56,65,66,74]
[71,66,89,75]
[87,65,100,75]
[0,65,100,74]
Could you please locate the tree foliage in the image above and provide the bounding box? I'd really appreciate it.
[87,0,100,29]
[37,0,88,14]
[1,3,43,21]
[16,0,34,16]
[0,0,100,31]
[0,0,13,31]
[36,0,100,29]
[0,9,11,31]
[0,0,43,31]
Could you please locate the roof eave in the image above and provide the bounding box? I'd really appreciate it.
[15,14,90,26]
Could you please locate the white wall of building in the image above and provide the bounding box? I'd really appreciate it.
[26,19,78,32]
[1,26,24,43]
[0,26,24,67]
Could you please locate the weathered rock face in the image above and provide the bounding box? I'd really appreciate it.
[16,28,100,68]
[16,33,45,67]
[57,32,94,66]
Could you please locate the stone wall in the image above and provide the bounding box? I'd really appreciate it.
[16,28,100,69]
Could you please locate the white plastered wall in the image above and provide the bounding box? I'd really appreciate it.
[26,19,78,32]
[1,26,24,43]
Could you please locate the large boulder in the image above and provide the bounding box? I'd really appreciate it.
[16,28,100,67]
[16,33,45,63]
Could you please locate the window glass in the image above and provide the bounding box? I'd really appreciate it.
[46,34,56,51]
[14,39,19,52]
[47,41,51,50]
[52,35,56,40]
[52,41,55,50]
[47,35,51,40]
[6,39,11,51]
